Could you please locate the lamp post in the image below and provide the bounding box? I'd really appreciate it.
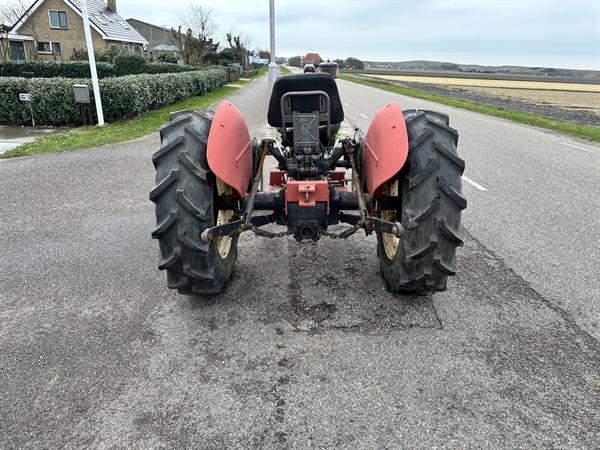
[268,0,277,94]
[81,0,105,125]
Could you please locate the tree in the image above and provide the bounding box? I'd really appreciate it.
[258,49,270,60]
[0,24,10,60]
[345,57,364,70]
[288,55,302,67]
[172,5,218,66]
[333,58,346,69]
[226,31,250,68]
[0,0,36,60]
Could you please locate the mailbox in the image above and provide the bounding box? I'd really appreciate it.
[73,84,91,104]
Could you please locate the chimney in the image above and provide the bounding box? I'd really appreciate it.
[107,0,117,12]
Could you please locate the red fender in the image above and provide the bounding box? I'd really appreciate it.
[207,101,252,197]
[363,102,409,196]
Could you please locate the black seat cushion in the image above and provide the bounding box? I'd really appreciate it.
[267,73,344,127]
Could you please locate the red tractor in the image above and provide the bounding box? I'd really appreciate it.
[150,74,466,295]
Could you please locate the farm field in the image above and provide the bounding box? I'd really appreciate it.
[360,73,600,125]
[364,74,600,92]
[456,86,600,114]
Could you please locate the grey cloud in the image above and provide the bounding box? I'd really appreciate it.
[117,0,600,69]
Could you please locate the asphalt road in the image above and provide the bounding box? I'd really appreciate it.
[335,76,600,341]
[0,73,598,448]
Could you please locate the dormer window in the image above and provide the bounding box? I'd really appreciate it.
[49,10,69,29]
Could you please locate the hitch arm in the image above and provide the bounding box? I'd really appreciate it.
[328,212,403,240]
[201,214,275,242]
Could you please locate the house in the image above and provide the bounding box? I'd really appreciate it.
[2,0,147,61]
[126,18,179,60]
[303,52,323,66]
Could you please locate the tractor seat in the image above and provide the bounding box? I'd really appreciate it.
[267,73,344,127]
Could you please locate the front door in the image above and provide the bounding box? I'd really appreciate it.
[9,41,26,60]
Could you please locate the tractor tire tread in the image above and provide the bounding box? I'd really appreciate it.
[151,212,177,239]
[149,169,179,201]
[150,109,237,295]
[152,136,184,166]
[408,158,439,191]
[377,109,465,294]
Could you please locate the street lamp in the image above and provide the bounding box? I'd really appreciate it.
[81,0,105,125]
[268,0,277,94]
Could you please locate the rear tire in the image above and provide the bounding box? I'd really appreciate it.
[150,110,238,295]
[377,109,466,294]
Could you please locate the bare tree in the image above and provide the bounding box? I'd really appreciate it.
[0,0,28,26]
[0,0,40,60]
[0,0,26,60]
[172,5,217,66]
[226,31,250,68]
[257,49,270,60]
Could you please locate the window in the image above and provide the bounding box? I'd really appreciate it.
[49,10,68,29]
[37,41,51,53]
[37,41,62,54]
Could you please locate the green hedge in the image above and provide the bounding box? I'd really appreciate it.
[0,59,202,79]
[0,67,228,126]
[0,60,115,78]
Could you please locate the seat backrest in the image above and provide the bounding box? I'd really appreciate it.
[267,74,344,127]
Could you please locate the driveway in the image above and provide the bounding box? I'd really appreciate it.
[0,125,57,154]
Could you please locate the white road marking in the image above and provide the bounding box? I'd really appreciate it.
[462,175,488,191]
[360,113,369,119]
[343,102,349,107]
[562,142,594,153]
[475,117,492,123]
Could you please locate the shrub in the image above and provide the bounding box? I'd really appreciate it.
[0,77,31,125]
[96,45,123,64]
[0,60,116,78]
[144,62,191,74]
[0,58,204,79]
[113,51,147,75]
[0,67,228,126]
[156,53,178,64]
[70,48,88,61]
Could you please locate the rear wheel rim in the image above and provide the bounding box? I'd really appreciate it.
[216,209,233,258]
[381,210,399,260]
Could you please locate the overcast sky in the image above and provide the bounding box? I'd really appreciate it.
[5,0,600,69]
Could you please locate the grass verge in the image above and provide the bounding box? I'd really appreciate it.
[1,85,240,159]
[279,65,291,75]
[341,74,600,142]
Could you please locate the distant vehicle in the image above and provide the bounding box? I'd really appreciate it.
[303,64,316,73]
[318,61,339,78]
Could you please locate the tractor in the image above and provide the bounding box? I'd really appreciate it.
[150,73,466,295]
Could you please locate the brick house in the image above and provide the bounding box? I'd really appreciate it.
[2,0,147,61]
[303,52,323,66]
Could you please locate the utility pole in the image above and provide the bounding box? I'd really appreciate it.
[81,0,105,125]
[268,0,277,94]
